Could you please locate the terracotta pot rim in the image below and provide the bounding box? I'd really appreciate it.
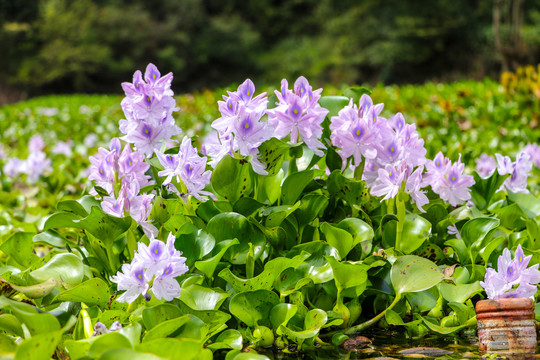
[475,298,535,313]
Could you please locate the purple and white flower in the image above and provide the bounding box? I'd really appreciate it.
[111,232,189,302]
[480,245,540,299]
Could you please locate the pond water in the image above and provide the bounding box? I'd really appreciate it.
[252,328,540,360]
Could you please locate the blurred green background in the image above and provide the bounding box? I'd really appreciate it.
[1,0,540,104]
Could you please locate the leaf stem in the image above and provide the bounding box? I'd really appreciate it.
[322,293,402,338]
[395,192,406,252]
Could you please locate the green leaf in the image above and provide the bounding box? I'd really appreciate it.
[44,206,132,247]
[326,257,368,295]
[142,304,182,330]
[218,252,310,293]
[279,309,327,340]
[320,223,354,259]
[508,191,540,218]
[0,297,60,336]
[261,203,300,228]
[0,313,23,337]
[281,170,317,205]
[327,170,370,207]
[470,172,508,210]
[195,239,240,279]
[439,282,483,303]
[421,316,475,335]
[87,332,133,359]
[207,329,243,350]
[391,255,444,295]
[175,228,215,267]
[142,314,191,342]
[492,203,526,231]
[30,253,84,287]
[206,212,265,264]
[270,303,298,331]
[135,338,209,360]
[319,96,350,117]
[33,230,67,248]
[257,138,290,176]
[179,284,230,311]
[460,217,500,248]
[211,155,252,203]
[15,330,63,360]
[229,290,279,327]
[53,278,110,306]
[98,348,165,360]
[0,232,38,269]
[8,278,58,298]
[399,214,432,254]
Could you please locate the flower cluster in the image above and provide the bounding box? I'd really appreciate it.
[2,134,52,183]
[522,143,540,169]
[268,77,329,157]
[119,63,181,157]
[496,152,532,194]
[111,233,188,302]
[480,245,540,299]
[88,138,156,237]
[156,136,215,201]
[209,79,272,174]
[424,152,474,207]
[330,95,430,211]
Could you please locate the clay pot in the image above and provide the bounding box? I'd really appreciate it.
[476,298,537,355]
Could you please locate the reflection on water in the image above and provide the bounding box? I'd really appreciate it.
[254,327,540,359]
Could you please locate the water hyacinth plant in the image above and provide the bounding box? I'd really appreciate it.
[2,63,540,359]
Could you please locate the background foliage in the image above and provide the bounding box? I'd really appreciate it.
[1,0,540,102]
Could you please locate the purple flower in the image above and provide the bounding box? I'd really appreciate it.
[496,152,532,194]
[110,263,149,303]
[93,321,122,336]
[405,166,429,212]
[84,133,99,148]
[23,151,52,183]
[522,143,540,168]
[480,244,540,299]
[52,140,73,157]
[120,63,181,157]
[370,165,406,200]
[211,79,271,174]
[330,100,378,168]
[447,224,461,239]
[111,232,188,302]
[267,76,329,156]
[424,153,474,207]
[28,134,45,152]
[475,153,496,178]
[3,157,24,177]
[157,137,215,201]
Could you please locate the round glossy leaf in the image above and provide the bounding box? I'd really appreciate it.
[31,253,84,287]
[142,304,182,330]
[321,223,354,259]
[391,255,444,295]
[229,290,279,327]
[135,338,208,360]
[53,278,110,306]
[87,332,133,359]
[281,170,316,205]
[399,214,432,254]
[180,284,230,311]
[270,303,298,330]
[15,330,63,360]
[207,329,243,351]
[325,256,368,294]
[460,216,500,247]
[98,348,165,360]
[206,212,265,264]
[211,155,252,203]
